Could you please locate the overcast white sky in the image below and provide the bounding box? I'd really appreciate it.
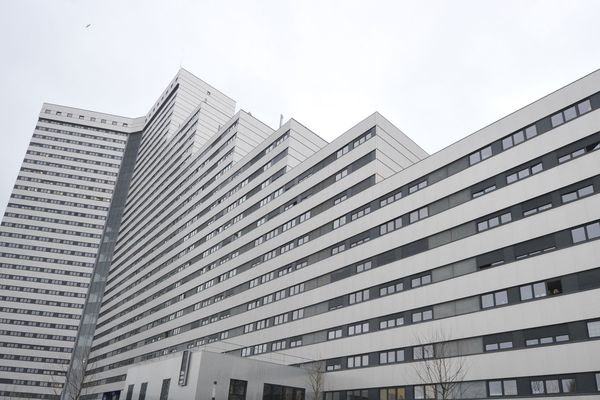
[1,0,600,216]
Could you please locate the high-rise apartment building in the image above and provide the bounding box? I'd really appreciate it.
[1,69,600,400]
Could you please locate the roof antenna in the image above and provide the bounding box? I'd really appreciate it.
[279,114,283,128]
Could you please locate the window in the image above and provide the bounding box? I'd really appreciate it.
[469,145,492,165]
[292,309,304,320]
[587,320,600,338]
[356,261,372,273]
[488,380,517,396]
[266,229,278,240]
[409,180,427,194]
[348,322,369,336]
[380,191,402,207]
[562,378,576,393]
[531,378,573,395]
[275,289,286,301]
[411,274,431,288]
[351,206,371,221]
[571,222,600,243]
[520,282,547,300]
[485,341,513,351]
[331,244,345,255]
[333,216,347,229]
[228,379,248,400]
[409,207,428,224]
[335,169,348,181]
[414,385,436,399]
[298,235,309,246]
[281,242,295,253]
[290,337,302,347]
[337,145,350,158]
[551,112,565,127]
[551,100,590,128]
[481,290,508,308]
[328,329,342,340]
[523,202,552,216]
[347,354,369,368]
[379,349,404,364]
[350,236,370,248]
[274,313,288,325]
[506,163,543,184]
[272,340,286,351]
[159,379,171,400]
[502,125,537,150]
[347,390,368,400]
[562,185,594,203]
[473,184,497,198]
[254,344,268,354]
[379,316,404,329]
[290,283,304,296]
[380,218,402,235]
[349,289,369,304]
[299,211,311,223]
[413,344,433,360]
[125,384,134,400]
[526,334,569,347]
[139,382,148,400]
[264,384,305,400]
[326,360,342,371]
[282,219,296,232]
[379,388,405,400]
[477,212,512,232]
[412,310,433,323]
[380,282,403,296]
[256,319,269,330]
[263,294,273,305]
[334,194,347,205]
[578,99,592,115]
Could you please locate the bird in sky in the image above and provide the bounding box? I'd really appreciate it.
[85,24,91,28]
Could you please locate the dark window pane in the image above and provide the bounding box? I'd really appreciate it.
[160,379,171,400]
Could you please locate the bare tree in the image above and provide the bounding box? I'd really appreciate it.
[412,329,468,400]
[304,360,326,400]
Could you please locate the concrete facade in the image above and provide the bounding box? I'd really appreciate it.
[122,350,308,400]
[1,68,600,400]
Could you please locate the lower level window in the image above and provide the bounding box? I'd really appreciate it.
[531,378,576,394]
[489,380,517,396]
[347,354,369,368]
[263,384,305,400]
[379,388,405,400]
[414,385,435,399]
[229,379,248,400]
[588,320,600,337]
[347,390,369,400]
[160,378,171,400]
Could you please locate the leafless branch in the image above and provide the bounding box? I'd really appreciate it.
[304,360,326,400]
[412,328,468,400]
